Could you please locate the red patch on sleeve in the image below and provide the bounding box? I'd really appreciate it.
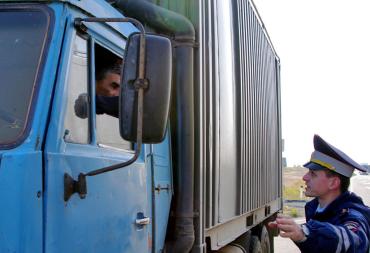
[344,221,360,232]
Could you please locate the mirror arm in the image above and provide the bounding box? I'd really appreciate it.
[64,88,144,202]
[64,17,147,202]
[84,88,145,177]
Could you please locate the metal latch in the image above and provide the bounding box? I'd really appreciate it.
[155,184,171,193]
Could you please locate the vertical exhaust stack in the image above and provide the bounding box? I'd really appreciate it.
[114,1,196,252]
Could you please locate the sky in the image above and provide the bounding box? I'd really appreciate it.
[252,0,370,166]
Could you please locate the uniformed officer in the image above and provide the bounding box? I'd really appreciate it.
[269,134,370,253]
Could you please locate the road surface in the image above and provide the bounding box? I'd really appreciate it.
[350,174,370,206]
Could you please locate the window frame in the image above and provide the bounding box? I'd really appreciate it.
[61,20,133,152]
[63,32,91,145]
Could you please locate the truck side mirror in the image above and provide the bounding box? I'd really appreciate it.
[120,33,172,143]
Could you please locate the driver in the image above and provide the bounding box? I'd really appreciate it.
[95,62,122,118]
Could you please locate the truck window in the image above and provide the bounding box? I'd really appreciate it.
[94,44,132,150]
[0,8,50,146]
[63,34,90,144]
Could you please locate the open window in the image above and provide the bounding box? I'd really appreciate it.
[94,43,133,151]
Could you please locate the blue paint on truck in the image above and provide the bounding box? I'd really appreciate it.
[0,1,164,252]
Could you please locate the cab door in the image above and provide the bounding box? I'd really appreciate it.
[43,17,150,253]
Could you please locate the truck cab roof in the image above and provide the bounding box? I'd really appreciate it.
[0,0,137,37]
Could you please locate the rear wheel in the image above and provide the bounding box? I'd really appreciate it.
[260,226,272,253]
[250,236,262,253]
[217,244,246,253]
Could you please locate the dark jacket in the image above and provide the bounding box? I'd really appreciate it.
[96,95,119,118]
[297,191,370,253]
[74,95,119,119]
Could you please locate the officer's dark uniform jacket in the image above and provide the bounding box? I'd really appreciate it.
[296,191,370,253]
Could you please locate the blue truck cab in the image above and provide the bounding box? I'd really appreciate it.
[0,0,282,253]
[0,1,172,252]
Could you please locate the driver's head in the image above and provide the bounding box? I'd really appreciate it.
[96,62,121,97]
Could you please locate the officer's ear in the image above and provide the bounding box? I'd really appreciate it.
[328,175,341,191]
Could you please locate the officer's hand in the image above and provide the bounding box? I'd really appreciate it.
[268,220,278,229]
[275,214,305,242]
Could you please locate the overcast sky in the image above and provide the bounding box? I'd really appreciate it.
[252,0,370,166]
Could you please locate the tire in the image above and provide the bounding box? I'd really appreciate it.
[249,235,262,253]
[218,244,246,253]
[260,226,272,253]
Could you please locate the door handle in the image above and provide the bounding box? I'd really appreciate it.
[136,217,150,225]
[136,212,150,226]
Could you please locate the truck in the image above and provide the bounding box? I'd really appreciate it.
[0,0,282,252]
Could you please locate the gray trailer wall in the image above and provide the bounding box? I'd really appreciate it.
[147,0,281,232]
[203,0,282,227]
[233,0,281,215]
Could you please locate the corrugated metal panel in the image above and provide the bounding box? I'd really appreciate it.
[217,0,239,222]
[203,0,281,228]
[233,0,281,213]
[146,0,281,231]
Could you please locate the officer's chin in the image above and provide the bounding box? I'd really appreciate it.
[304,188,313,197]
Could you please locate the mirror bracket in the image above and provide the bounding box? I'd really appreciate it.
[64,173,87,202]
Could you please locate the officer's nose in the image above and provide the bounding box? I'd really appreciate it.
[302,172,310,182]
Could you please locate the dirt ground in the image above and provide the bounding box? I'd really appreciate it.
[283,166,306,187]
[282,166,308,217]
